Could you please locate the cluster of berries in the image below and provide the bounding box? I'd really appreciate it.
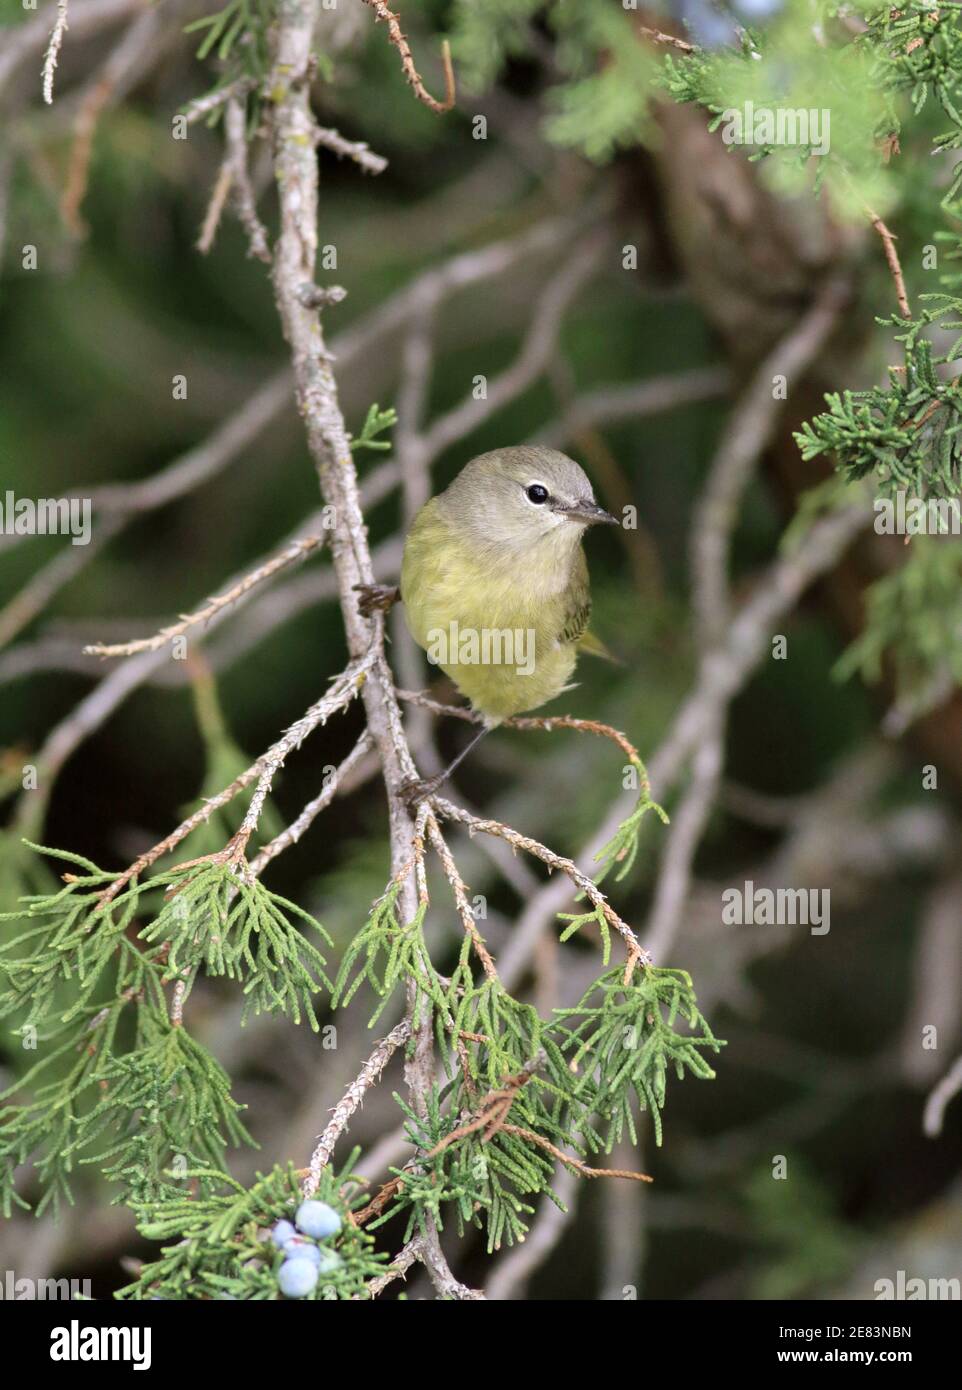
[272,1200,343,1298]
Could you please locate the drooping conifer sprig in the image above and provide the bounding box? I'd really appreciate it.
[346,962,719,1252]
[552,965,723,1150]
[117,1159,385,1301]
[334,885,443,1030]
[794,297,962,498]
[333,804,449,1034]
[361,1061,569,1254]
[0,840,329,1214]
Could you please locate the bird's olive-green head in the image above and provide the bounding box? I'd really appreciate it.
[434,446,617,558]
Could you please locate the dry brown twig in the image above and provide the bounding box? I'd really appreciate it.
[57,6,165,236]
[395,688,642,766]
[353,1060,651,1233]
[431,794,651,970]
[498,1125,653,1182]
[865,205,911,320]
[60,75,112,236]
[638,24,695,54]
[351,1061,541,1227]
[423,810,498,981]
[360,1,456,114]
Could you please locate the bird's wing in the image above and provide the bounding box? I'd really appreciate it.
[556,550,592,647]
[558,550,620,661]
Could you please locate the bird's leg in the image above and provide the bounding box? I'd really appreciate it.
[400,725,490,806]
[354,583,401,619]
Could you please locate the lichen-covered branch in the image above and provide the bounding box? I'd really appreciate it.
[267,0,478,1300]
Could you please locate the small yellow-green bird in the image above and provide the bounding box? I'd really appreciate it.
[360,446,617,801]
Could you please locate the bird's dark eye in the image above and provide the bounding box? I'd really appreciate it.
[526,483,549,505]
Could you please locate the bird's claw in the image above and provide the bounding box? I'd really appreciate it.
[399,776,441,808]
[354,583,400,619]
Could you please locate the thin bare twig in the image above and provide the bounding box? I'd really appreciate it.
[358,1237,423,1299]
[420,234,606,463]
[83,535,324,659]
[432,795,649,968]
[638,25,695,54]
[234,652,377,853]
[424,811,498,981]
[314,125,388,175]
[499,1124,653,1182]
[224,95,272,262]
[197,156,233,255]
[60,76,111,235]
[866,206,911,319]
[641,286,850,956]
[0,0,143,102]
[643,713,724,963]
[184,77,254,126]
[95,651,376,908]
[249,731,377,879]
[360,2,455,114]
[691,277,850,644]
[395,688,642,766]
[42,0,70,104]
[0,517,122,652]
[304,1018,412,1194]
[533,367,731,450]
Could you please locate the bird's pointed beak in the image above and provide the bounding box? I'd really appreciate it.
[559,498,619,527]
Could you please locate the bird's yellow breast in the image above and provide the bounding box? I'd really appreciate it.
[400,499,588,721]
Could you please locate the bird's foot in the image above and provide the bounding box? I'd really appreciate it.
[354,583,400,619]
[399,775,443,807]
